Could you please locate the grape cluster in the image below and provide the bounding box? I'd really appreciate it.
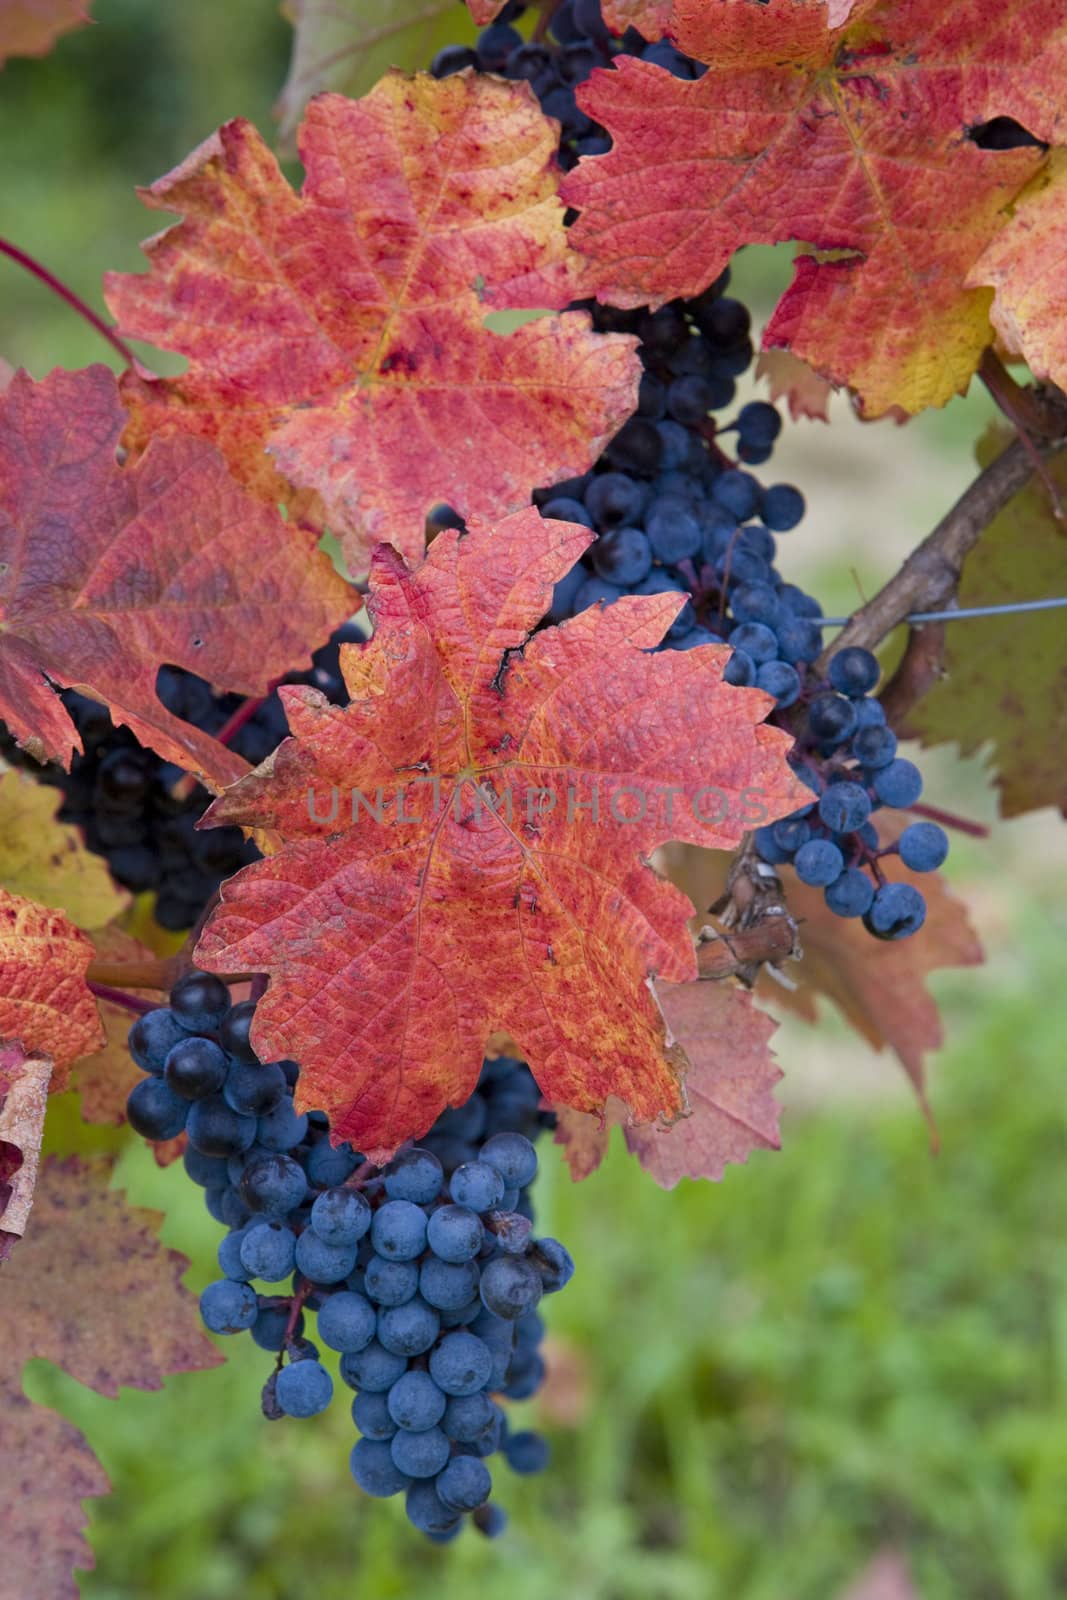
[428,0,948,939]
[531,281,947,937]
[125,973,570,1541]
[432,0,704,168]
[0,624,360,930]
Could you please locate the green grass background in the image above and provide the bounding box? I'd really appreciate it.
[4,6,1066,1597]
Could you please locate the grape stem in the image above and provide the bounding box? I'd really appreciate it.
[87,982,160,1016]
[906,800,990,839]
[815,426,1067,671]
[0,237,135,366]
[978,349,1065,519]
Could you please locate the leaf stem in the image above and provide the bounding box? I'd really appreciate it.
[0,237,135,366]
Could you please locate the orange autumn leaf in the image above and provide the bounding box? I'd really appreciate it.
[195,507,807,1158]
[105,73,640,573]
[0,0,91,66]
[0,1154,221,1599]
[0,365,354,787]
[755,349,833,423]
[554,977,781,1186]
[664,832,981,1121]
[968,150,1067,397]
[768,825,983,1124]
[0,1039,52,1261]
[563,0,1067,415]
[0,889,102,1083]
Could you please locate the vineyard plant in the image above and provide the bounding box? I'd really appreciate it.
[2,1,1067,1596]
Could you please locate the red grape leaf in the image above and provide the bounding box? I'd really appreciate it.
[0,1039,52,1261]
[0,1390,107,1600]
[0,364,354,786]
[0,0,91,65]
[105,73,640,573]
[0,889,103,1083]
[602,0,672,38]
[755,349,833,424]
[905,427,1067,818]
[0,770,128,930]
[194,507,807,1158]
[0,1154,221,1600]
[967,151,1067,398]
[555,976,781,1185]
[464,0,502,22]
[563,0,1067,416]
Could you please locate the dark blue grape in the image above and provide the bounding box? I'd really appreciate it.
[317,1290,377,1353]
[728,622,778,664]
[310,1186,371,1247]
[128,1008,186,1072]
[818,782,872,834]
[391,1426,451,1479]
[794,839,845,887]
[828,647,880,696]
[377,1297,440,1357]
[824,869,875,918]
[429,1331,494,1395]
[760,484,805,530]
[126,1076,189,1141]
[420,1256,482,1311]
[723,649,756,687]
[276,1359,333,1418]
[239,1221,296,1282]
[756,660,801,707]
[736,400,782,449]
[437,1454,492,1511]
[365,1254,420,1307]
[711,468,760,520]
[853,724,898,769]
[584,471,647,528]
[294,1230,357,1284]
[505,1429,551,1474]
[200,1278,257,1334]
[387,1370,447,1432]
[539,495,594,528]
[352,1390,397,1441]
[480,1132,538,1188]
[169,971,230,1033]
[872,759,923,808]
[591,525,653,584]
[898,822,949,872]
[864,882,927,939]
[808,692,858,744]
[350,1437,411,1497]
[480,1255,543,1320]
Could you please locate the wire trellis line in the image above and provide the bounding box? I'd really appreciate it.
[817,596,1067,627]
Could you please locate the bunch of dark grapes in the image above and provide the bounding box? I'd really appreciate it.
[533,285,946,939]
[432,0,704,168]
[125,972,570,1541]
[0,624,361,930]
[426,2,947,938]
